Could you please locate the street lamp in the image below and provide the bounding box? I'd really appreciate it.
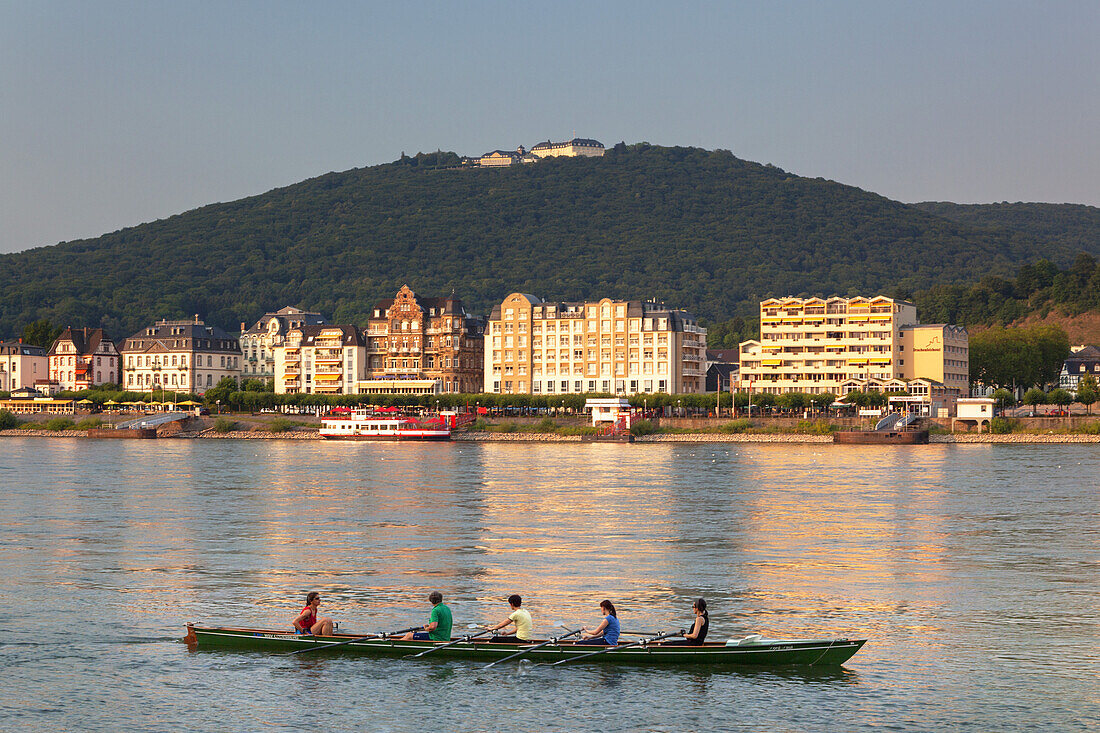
[677,399,681,418]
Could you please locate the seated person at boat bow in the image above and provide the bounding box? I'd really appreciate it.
[662,598,709,646]
[576,600,621,645]
[482,594,533,643]
[399,591,453,641]
[293,591,335,636]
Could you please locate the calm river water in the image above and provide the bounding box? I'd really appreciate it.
[1,438,1097,731]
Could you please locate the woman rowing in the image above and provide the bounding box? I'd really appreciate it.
[664,598,709,646]
[576,600,620,645]
[293,591,335,636]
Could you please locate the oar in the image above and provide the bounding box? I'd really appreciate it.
[406,624,493,658]
[548,629,683,666]
[484,623,582,669]
[288,626,421,655]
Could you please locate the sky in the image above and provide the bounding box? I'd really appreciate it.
[1,0,1098,254]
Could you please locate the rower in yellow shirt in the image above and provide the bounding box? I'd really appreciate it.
[484,594,533,644]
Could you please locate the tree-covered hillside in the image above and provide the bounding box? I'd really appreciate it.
[913,201,1100,257]
[3,144,1097,339]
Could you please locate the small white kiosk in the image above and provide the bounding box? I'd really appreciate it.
[585,398,632,429]
[954,397,997,432]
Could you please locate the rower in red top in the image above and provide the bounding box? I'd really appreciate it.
[293,591,335,636]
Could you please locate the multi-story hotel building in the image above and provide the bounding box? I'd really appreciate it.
[274,325,365,395]
[362,286,484,394]
[530,138,605,158]
[737,296,968,396]
[48,327,120,390]
[484,294,707,395]
[240,306,327,381]
[0,341,48,392]
[120,317,241,394]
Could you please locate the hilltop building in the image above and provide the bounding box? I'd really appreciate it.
[478,146,539,167]
[477,138,603,166]
[529,138,605,158]
[361,285,484,394]
[120,317,240,394]
[484,294,706,396]
[736,296,968,412]
[48,327,120,390]
[240,307,327,381]
[1059,345,1100,394]
[0,340,48,392]
[274,325,365,395]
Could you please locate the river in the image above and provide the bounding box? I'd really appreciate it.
[2,438,1097,731]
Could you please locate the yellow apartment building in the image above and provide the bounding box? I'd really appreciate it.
[737,296,968,396]
[484,294,706,395]
[274,325,366,395]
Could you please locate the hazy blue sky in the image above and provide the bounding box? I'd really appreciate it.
[2,1,1097,253]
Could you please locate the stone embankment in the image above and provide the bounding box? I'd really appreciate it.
[0,429,84,438]
[931,433,1100,443]
[188,429,322,439]
[453,432,583,442]
[636,433,832,443]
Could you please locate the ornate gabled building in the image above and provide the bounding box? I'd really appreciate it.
[274,325,365,395]
[240,306,328,381]
[120,317,240,395]
[362,285,484,394]
[48,327,120,390]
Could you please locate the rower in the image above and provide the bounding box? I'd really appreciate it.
[399,591,453,642]
[293,591,335,636]
[482,594,533,644]
[663,598,709,646]
[576,600,621,645]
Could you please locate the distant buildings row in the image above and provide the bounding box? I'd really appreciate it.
[17,289,1100,413]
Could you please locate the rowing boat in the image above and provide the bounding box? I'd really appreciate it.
[185,625,866,666]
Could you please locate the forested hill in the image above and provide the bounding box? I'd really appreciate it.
[913,202,1100,259]
[3,144,1097,339]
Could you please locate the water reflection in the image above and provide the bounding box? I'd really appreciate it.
[2,438,1098,731]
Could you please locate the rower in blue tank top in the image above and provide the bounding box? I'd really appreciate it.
[577,600,621,645]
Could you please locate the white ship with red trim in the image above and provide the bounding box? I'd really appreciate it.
[319,409,454,441]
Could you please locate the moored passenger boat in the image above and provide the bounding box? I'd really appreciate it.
[319,409,451,440]
[185,625,866,666]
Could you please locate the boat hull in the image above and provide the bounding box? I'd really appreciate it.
[186,626,865,667]
[319,432,451,441]
[833,430,929,444]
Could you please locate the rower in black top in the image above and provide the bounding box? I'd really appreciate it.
[664,598,709,646]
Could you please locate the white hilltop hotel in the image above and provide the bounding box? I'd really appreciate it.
[478,138,604,167]
[737,295,969,415]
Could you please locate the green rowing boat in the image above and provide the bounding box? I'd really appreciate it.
[185,625,866,666]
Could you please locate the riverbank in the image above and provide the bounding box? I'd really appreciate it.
[6,428,1100,443]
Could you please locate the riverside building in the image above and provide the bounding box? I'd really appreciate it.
[48,327,120,390]
[274,325,365,395]
[240,307,327,381]
[120,317,241,394]
[0,341,48,392]
[484,294,707,395]
[361,285,484,394]
[737,296,968,400]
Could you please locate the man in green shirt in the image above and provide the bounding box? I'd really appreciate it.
[401,591,453,642]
